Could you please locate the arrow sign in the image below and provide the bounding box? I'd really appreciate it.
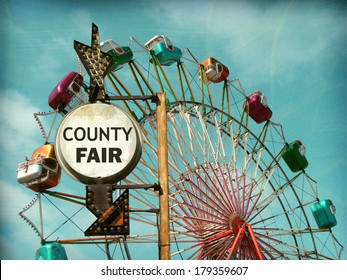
[85,186,130,236]
[74,23,114,102]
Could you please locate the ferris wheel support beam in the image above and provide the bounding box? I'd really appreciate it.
[157,92,170,260]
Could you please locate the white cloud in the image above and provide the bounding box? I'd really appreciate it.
[0,90,43,151]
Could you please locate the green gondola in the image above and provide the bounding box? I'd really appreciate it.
[282,140,308,172]
[101,39,133,72]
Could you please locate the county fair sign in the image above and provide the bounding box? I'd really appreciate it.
[55,103,143,184]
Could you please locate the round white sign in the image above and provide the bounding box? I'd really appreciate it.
[55,103,143,184]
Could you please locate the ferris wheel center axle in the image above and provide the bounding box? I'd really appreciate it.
[231,216,245,236]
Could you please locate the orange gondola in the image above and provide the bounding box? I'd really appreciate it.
[199,57,229,83]
[17,144,61,192]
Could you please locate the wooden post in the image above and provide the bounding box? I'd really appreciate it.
[157,92,170,260]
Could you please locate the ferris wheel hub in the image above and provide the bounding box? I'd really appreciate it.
[229,212,245,236]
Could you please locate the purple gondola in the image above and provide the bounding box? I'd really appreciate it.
[48,72,86,112]
[245,91,273,124]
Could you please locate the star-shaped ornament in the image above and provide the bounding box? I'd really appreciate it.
[74,23,114,102]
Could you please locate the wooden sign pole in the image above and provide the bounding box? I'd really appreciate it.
[157,92,170,260]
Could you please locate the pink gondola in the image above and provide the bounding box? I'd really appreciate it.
[48,72,85,112]
[244,91,272,123]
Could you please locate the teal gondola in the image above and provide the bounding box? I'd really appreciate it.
[35,242,68,260]
[310,200,337,229]
[145,35,182,66]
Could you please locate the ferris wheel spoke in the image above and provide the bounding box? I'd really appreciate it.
[172,193,229,224]
[199,236,234,260]
[170,232,200,259]
[167,116,198,170]
[168,107,206,165]
[252,227,335,259]
[192,229,233,260]
[171,200,216,228]
[214,162,239,211]
[199,163,236,212]
[223,163,243,213]
[255,238,279,260]
[214,124,227,165]
[170,191,229,227]
[130,215,157,228]
[181,109,207,163]
[169,211,202,234]
[171,246,195,259]
[239,133,252,174]
[171,214,227,232]
[241,179,258,217]
[139,131,192,182]
[195,107,217,160]
[244,165,278,222]
[129,192,156,210]
[187,168,235,216]
[250,200,313,228]
[252,230,306,259]
[129,160,157,184]
[141,130,184,178]
[170,198,207,231]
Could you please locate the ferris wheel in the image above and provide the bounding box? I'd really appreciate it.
[17,23,343,260]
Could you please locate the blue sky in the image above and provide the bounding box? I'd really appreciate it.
[0,0,346,260]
